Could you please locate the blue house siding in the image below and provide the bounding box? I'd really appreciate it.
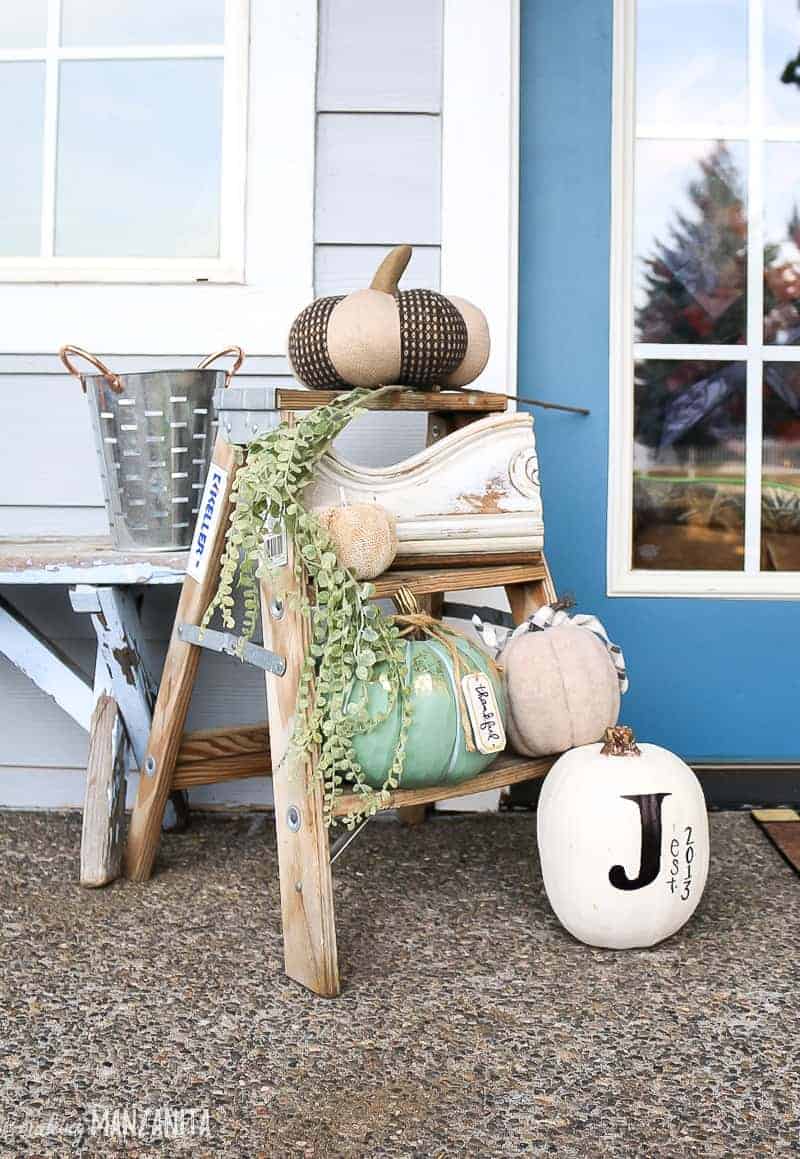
[519,0,800,763]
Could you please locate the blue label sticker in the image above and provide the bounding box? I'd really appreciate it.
[186,464,229,583]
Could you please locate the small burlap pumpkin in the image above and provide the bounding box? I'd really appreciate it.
[502,625,620,758]
[318,503,398,580]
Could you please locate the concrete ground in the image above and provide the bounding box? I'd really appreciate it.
[0,810,797,1158]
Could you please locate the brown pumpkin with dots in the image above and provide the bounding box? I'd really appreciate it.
[288,244,490,390]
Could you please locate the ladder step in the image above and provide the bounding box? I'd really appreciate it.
[173,722,271,790]
[169,725,552,807]
[372,560,546,599]
[332,753,555,817]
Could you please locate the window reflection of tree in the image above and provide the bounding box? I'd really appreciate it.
[633,142,800,569]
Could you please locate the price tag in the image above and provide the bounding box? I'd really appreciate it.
[461,672,506,755]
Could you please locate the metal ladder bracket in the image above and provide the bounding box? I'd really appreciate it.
[177,622,286,676]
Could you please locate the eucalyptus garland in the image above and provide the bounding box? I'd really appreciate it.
[202,386,411,826]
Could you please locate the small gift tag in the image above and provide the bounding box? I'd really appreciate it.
[461,672,506,755]
[263,514,288,567]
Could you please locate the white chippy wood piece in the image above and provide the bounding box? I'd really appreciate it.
[71,586,155,767]
[0,537,186,586]
[303,411,543,557]
[80,654,129,888]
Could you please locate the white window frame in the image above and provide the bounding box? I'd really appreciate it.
[0,0,249,285]
[608,0,800,598]
[441,0,519,401]
[0,0,316,356]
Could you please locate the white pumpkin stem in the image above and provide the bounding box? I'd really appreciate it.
[601,725,641,757]
[370,245,412,293]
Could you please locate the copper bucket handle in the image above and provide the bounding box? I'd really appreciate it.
[59,345,123,394]
[196,346,244,387]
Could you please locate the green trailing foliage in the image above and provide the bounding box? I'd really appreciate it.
[202,386,411,827]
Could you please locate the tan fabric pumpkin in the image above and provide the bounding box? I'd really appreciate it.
[288,245,490,390]
[502,625,620,757]
[317,503,398,580]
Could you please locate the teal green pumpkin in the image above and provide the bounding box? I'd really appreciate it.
[348,636,506,790]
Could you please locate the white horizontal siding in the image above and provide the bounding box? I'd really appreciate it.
[1,507,109,536]
[314,243,440,296]
[317,0,442,113]
[315,113,441,244]
[0,769,274,810]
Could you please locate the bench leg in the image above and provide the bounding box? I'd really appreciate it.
[260,549,340,998]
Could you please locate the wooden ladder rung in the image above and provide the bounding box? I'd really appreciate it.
[332,753,555,817]
[170,723,553,814]
[172,721,271,790]
[372,560,546,599]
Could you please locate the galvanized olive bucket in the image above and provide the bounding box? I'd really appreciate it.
[60,345,244,552]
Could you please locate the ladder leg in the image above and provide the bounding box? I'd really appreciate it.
[124,437,239,881]
[505,553,557,623]
[260,547,340,998]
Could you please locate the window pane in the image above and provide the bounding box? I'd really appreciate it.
[0,64,44,257]
[633,360,746,570]
[765,0,800,128]
[60,0,224,46]
[55,59,223,258]
[762,363,800,570]
[634,140,747,344]
[636,0,747,126]
[0,3,47,48]
[764,143,800,345]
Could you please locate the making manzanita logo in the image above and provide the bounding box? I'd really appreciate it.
[89,1105,210,1141]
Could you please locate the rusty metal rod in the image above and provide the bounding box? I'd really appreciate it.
[453,385,590,415]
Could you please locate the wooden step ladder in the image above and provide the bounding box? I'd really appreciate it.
[123,388,558,996]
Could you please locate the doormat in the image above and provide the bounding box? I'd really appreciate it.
[751,808,800,877]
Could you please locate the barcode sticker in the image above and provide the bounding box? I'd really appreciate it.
[264,515,288,567]
[461,672,506,755]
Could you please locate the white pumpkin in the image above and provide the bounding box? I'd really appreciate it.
[537,727,709,949]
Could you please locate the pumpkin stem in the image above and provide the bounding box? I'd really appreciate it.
[370,245,412,293]
[601,725,641,757]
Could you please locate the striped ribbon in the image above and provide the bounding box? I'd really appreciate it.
[511,604,629,695]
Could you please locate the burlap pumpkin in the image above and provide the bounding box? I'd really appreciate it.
[288,245,490,390]
[318,503,397,580]
[502,625,620,757]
